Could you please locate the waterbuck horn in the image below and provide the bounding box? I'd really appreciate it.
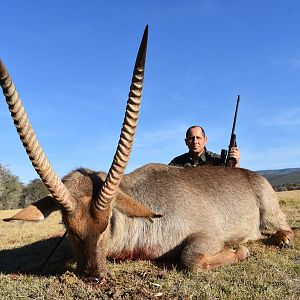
[95,25,148,211]
[0,60,76,213]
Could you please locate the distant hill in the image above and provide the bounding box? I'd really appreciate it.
[257,168,300,186]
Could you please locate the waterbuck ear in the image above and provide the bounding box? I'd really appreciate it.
[3,195,60,222]
[114,190,163,221]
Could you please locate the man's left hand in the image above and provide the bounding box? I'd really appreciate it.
[228,147,240,167]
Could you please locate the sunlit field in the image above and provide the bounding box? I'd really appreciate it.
[0,191,299,299]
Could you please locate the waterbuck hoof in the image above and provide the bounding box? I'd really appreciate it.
[236,246,250,260]
[272,230,294,248]
[279,239,294,249]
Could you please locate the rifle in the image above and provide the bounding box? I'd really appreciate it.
[38,231,67,274]
[221,95,240,167]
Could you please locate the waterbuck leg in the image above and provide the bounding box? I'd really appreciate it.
[194,246,250,271]
[180,233,249,271]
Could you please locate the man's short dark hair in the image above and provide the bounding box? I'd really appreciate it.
[185,126,206,138]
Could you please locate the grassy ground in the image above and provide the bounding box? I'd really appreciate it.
[0,191,299,299]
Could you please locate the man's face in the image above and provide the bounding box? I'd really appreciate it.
[185,127,208,156]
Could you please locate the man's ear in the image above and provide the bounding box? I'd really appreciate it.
[3,195,60,222]
[184,138,188,146]
[204,136,208,145]
[114,190,162,220]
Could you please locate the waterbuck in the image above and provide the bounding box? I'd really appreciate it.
[0,27,293,284]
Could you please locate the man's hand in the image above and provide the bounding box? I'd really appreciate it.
[228,147,240,167]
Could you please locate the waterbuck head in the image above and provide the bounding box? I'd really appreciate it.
[0,26,158,282]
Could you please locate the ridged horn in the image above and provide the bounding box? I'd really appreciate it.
[0,60,76,212]
[95,25,148,211]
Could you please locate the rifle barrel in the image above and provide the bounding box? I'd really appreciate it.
[230,95,240,138]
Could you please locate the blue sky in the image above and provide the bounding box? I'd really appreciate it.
[1,0,300,184]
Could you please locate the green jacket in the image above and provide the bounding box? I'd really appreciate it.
[169,148,221,167]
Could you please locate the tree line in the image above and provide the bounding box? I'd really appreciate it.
[0,163,48,210]
[273,183,300,192]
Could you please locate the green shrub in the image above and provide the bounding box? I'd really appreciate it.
[21,178,49,207]
[0,163,24,209]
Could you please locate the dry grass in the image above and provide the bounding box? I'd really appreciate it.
[277,190,300,228]
[0,191,299,299]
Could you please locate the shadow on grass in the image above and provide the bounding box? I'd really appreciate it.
[0,236,73,276]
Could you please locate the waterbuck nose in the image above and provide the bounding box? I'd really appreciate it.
[84,276,107,285]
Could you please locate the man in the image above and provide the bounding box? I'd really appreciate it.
[169,125,240,167]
